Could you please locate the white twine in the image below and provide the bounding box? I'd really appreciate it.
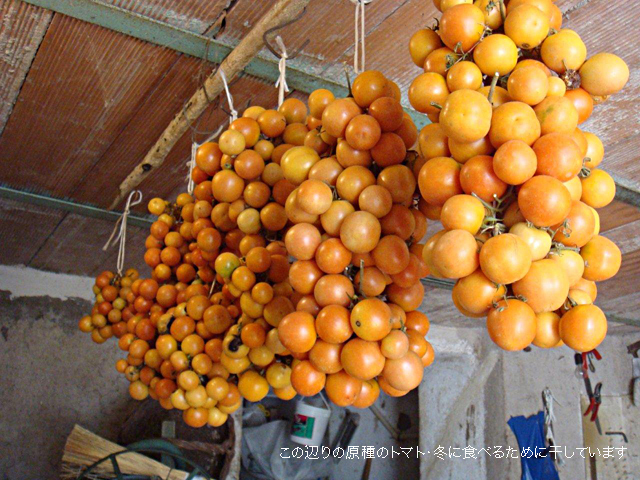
[320,390,332,411]
[102,190,143,276]
[352,0,368,74]
[274,35,289,107]
[219,68,238,124]
[187,123,226,194]
[543,387,565,467]
[187,142,197,195]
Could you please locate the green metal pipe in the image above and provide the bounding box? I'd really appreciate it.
[0,185,153,227]
[1,184,637,327]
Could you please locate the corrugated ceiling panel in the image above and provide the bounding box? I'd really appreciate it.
[0,0,52,135]
[339,0,439,103]
[0,198,64,265]
[29,213,149,276]
[0,14,179,197]
[562,0,639,188]
[597,290,640,323]
[599,201,640,232]
[217,0,409,77]
[71,54,207,207]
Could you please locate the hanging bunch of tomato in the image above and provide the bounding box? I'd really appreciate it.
[77,100,306,428]
[408,0,628,352]
[79,81,435,428]
[276,70,434,405]
[78,268,141,344]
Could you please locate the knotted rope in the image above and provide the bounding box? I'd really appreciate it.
[102,190,143,276]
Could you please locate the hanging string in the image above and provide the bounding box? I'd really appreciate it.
[187,123,225,195]
[187,142,197,195]
[543,387,565,467]
[219,69,238,124]
[274,35,289,107]
[353,0,367,74]
[188,67,234,195]
[102,190,143,276]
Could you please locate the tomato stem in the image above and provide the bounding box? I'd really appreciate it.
[498,0,506,24]
[564,296,578,310]
[551,242,580,254]
[446,25,492,71]
[330,185,340,201]
[487,73,500,105]
[344,64,353,98]
[579,166,591,178]
[471,192,498,212]
[359,259,367,299]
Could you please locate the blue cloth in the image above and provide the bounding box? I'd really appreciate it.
[507,411,560,480]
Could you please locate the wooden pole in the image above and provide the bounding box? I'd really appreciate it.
[108,0,310,210]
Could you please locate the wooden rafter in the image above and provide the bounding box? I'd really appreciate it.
[108,0,310,209]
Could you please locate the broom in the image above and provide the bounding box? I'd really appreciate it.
[61,425,189,480]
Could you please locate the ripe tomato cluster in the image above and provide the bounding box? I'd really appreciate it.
[79,84,435,428]
[78,268,141,344]
[410,0,628,352]
[278,70,435,403]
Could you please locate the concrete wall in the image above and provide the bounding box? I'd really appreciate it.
[419,325,640,480]
[0,266,135,479]
[500,331,640,479]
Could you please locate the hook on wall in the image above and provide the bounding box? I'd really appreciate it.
[262,6,310,60]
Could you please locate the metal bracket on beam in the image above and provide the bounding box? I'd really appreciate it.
[0,185,153,227]
[19,0,429,129]
[612,174,640,208]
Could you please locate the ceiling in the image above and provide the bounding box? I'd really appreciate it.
[0,0,638,326]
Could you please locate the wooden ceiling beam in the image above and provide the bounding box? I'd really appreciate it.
[105,0,310,209]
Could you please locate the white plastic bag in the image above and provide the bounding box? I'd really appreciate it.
[241,420,335,480]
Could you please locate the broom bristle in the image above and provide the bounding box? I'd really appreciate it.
[62,425,188,480]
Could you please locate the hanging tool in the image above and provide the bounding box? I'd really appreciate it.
[575,353,602,435]
[542,387,564,466]
[585,348,602,372]
[584,382,603,435]
[362,457,373,480]
[605,431,628,443]
[627,340,640,406]
[330,411,360,463]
